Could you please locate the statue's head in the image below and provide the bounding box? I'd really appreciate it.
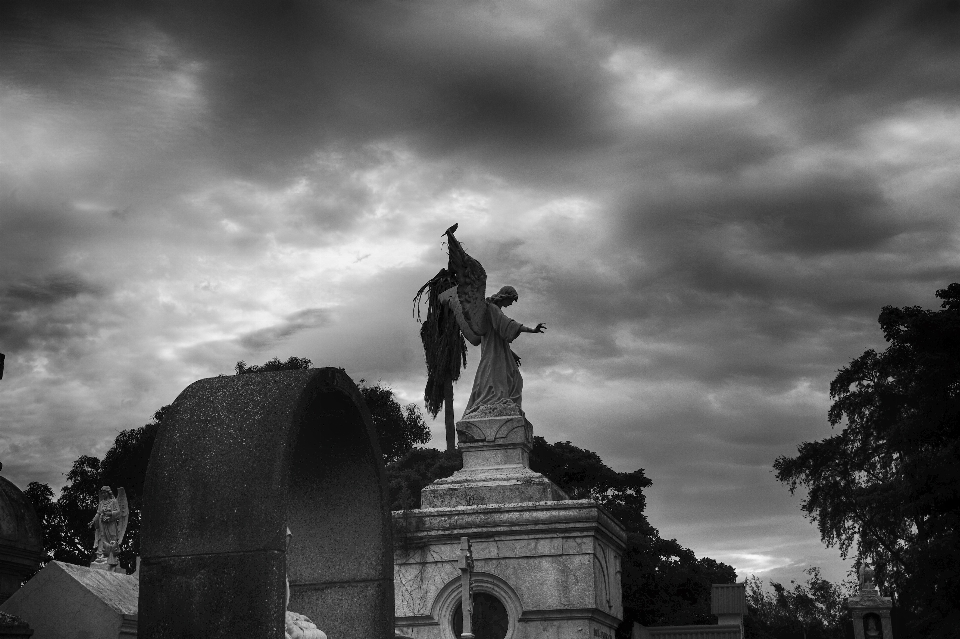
[489,286,519,307]
[99,486,114,500]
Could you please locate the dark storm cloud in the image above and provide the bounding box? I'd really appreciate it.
[1,0,617,185]
[0,273,110,350]
[3,273,105,306]
[593,0,960,136]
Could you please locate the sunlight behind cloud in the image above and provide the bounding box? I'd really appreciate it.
[605,46,762,123]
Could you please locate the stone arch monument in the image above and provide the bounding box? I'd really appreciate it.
[0,467,42,605]
[138,367,394,639]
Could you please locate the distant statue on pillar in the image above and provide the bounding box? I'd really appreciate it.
[858,562,877,592]
[441,225,546,420]
[89,486,128,572]
[847,560,893,639]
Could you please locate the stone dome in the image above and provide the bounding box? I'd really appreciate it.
[0,473,42,554]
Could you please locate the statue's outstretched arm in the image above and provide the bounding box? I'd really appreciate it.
[520,322,547,334]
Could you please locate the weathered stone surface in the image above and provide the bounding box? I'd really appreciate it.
[140,551,285,637]
[0,561,137,639]
[0,474,42,605]
[421,465,567,508]
[139,368,393,639]
[394,500,626,639]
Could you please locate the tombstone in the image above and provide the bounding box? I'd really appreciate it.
[138,367,394,639]
[0,466,42,605]
[0,561,137,638]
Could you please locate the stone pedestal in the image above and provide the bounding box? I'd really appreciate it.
[847,585,893,639]
[395,413,626,639]
[422,415,566,508]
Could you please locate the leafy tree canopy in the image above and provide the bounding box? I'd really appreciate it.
[744,568,854,639]
[235,356,313,375]
[774,283,960,638]
[357,379,430,465]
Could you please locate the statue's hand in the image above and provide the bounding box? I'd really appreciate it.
[533,322,547,333]
[513,352,522,367]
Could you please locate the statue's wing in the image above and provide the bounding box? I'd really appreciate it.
[445,229,489,336]
[117,488,130,544]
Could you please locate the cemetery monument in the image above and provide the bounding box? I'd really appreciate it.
[394,227,627,639]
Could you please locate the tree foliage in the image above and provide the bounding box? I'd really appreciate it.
[235,356,313,375]
[744,568,854,639]
[357,380,431,464]
[530,437,654,535]
[774,284,960,638]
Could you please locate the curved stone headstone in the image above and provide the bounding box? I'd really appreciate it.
[138,368,393,639]
[0,472,42,605]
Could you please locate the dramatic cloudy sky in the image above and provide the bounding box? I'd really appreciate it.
[2,0,959,587]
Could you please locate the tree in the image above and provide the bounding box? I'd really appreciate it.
[529,437,654,535]
[622,533,737,630]
[774,283,960,638]
[744,568,855,639]
[357,380,431,464]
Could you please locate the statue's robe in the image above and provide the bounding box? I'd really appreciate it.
[463,302,523,416]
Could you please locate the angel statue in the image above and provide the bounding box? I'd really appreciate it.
[88,486,128,572]
[436,224,546,419]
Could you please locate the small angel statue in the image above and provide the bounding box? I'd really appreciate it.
[89,486,129,572]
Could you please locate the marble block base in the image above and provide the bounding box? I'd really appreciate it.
[421,464,567,508]
[394,501,626,639]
